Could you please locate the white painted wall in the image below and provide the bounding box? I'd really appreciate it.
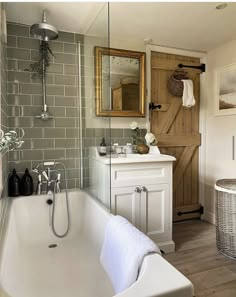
[204,39,236,224]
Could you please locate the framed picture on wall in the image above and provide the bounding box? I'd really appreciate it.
[215,63,236,116]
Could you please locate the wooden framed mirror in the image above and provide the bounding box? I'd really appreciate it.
[95,47,146,117]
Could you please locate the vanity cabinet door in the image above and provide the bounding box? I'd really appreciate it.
[140,184,172,243]
[111,186,140,228]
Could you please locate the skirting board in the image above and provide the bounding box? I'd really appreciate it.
[202,212,215,225]
[157,240,175,254]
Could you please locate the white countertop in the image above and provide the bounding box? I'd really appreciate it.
[89,148,176,164]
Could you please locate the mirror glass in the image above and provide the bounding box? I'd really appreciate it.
[95,47,145,117]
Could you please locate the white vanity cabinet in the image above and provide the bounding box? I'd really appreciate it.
[89,148,176,253]
[111,183,170,237]
[110,161,174,253]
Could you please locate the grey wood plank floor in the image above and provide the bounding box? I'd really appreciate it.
[164,220,236,297]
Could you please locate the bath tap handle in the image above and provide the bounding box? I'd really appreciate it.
[36,174,42,195]
[47,167,51,181]
[134,187,141,193]
[56,173,61,193]
[42,170,49,181]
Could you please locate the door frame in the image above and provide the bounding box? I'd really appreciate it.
[145,44,210,223]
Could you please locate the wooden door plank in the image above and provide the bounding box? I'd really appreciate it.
[174,145,197,192]
[192,74,200,132]
[174,104,184,135]
[184,108,192,133]
[157,133,201,147]
[192,149,199,205]
[151,70,159,101]
[176,177,184,208]
[155,97,182,134]
[151,57,202,74]
[184,161,192,206]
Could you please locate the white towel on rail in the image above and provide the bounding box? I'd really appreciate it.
[182,79,196,108]
[100,215,161,294]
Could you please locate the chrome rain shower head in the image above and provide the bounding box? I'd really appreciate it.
[30,10,58,41]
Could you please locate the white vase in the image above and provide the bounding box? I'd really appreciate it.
[148,145,160,155]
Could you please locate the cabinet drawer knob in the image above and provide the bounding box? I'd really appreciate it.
[134,187,141,193]
[141,186,147,192]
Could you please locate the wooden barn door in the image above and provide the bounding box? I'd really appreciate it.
[150,51,202,221]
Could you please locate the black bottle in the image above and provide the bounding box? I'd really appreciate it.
[8,169,21,197]
[20,168,33,196]
[99,137,107,156]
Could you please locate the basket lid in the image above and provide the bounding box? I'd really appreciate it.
[216,179,236,191]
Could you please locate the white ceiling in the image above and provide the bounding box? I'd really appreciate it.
[109,2,236,52]
[5,2,106,34]
[5,2,236,52]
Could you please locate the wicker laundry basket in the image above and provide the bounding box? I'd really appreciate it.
[215,179,236,259]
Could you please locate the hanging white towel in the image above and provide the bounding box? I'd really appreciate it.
[100,215,161,294]
[182,79,196,108]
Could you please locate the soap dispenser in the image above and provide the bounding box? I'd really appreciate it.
[99,137,107,156]
[20,168,33,196]
[8,169,21,197]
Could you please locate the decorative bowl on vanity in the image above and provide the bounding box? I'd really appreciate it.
[136,143,149,154]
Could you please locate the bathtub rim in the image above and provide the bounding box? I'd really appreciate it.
[115,253,194,297]
[0,190,194,297]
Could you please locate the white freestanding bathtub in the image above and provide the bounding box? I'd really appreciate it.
[0,190,194,297]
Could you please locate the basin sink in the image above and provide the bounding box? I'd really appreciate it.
[102,153,175,164]
[89,147,176,164]
[125,153,161,158]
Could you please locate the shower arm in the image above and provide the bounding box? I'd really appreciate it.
[42,52,47,112]
[31,9,58,121]
[35,41,53,120]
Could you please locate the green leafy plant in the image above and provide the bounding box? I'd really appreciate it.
[130,121,141,145]
[25,41,55,79]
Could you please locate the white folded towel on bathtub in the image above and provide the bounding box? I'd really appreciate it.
[181,79,196,108]
[100,215,161,294]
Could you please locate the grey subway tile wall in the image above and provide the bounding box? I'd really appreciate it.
[7,22,81,190]
[6,22,146,194]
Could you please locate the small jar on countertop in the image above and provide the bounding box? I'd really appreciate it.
[126,143,133,154]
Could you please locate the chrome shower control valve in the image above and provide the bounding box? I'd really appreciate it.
[35,111,54,121]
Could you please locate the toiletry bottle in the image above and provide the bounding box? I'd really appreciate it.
[99,137,107,156]
[126,143,133,154]
[8,169,21,197]
[20,168,33,196]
